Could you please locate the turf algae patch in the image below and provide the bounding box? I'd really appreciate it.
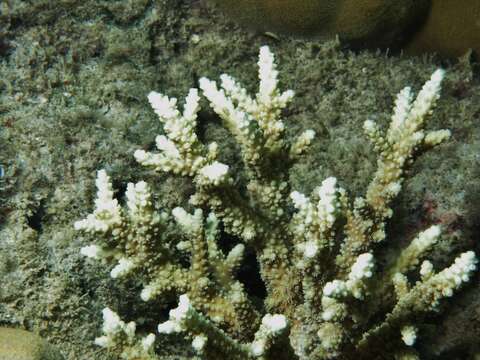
[0,328,63,360]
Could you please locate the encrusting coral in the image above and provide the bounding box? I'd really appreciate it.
[75,46,477,359]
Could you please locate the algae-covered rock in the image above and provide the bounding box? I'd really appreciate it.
[0,328,63,360]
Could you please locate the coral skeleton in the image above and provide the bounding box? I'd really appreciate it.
[75,46,476,359]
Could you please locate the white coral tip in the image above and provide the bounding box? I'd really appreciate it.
[199,161,229,183]
[303,241,319,258]
[110,258,135,278]
[142,333,156,351]
[157,320,181,334]
[401,325,417,346]
[261,314,287,333]
[192,335,208,352]
[94,336,109,348]
[80,244,101,259]
[349,253,374,280]
[101,307,123,334]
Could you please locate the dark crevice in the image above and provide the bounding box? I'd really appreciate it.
[26,200,46,232]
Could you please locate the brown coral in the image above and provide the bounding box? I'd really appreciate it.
[208,0,480,58]
[208,0,429,48]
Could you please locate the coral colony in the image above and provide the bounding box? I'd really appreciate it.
[75,46,476,359]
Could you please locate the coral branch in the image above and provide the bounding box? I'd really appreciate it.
[76,46,476,360]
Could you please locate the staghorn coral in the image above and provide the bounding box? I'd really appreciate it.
[75,46,477,359]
